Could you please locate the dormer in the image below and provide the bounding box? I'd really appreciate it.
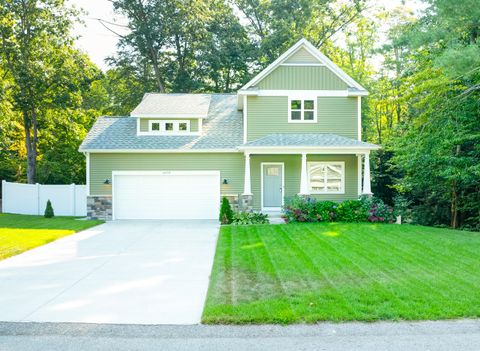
[132,93,211,136]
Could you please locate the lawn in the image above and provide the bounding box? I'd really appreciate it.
[0,213,103,260]
[202,223,480,324]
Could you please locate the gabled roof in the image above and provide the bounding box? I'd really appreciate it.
[239,38,367,93]
[130,93,212,118]
[79,94,243,151]
[240,133,379,150]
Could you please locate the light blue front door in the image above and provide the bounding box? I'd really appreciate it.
[263,164,283,208]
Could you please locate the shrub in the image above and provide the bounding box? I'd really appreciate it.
[283,196,317,223]
[282,195,395,224]
[360,195,395,223]
[336,200,366,222]
[219,197,233,225]
[232,211,269,225]
[44,199,54,218]
[314,201,337,222]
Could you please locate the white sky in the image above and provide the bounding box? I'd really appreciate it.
[69,0,427,71]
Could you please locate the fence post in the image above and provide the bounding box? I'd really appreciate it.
[36,183,40,215]
[1,180,5,213]
[71,183,76,216]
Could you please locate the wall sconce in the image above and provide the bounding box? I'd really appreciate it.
[104,179,110,185]
[223,178,228,185]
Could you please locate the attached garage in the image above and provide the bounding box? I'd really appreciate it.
[112,171,220,220]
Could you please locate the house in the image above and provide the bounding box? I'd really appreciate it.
[79,39,379,220]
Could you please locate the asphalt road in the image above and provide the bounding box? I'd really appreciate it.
[1,320,479,351]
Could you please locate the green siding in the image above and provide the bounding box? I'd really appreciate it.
[284,48,319,64]
[250,154,359,210]
[256,66,348,90]
[89,153,358,211]
[89,153,243,196]
[139,118,199,132]
[247,96,358,141]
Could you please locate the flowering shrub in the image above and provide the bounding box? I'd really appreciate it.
[360,195,395,223]
[283,195,394,224]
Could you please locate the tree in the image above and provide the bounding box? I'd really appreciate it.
[0,0,81,183]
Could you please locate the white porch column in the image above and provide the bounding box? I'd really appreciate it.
[299,153,309,195]
[362,152,372,195]
[243,152,252,195]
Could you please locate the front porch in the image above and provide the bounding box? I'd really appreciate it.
[238,134,379,212]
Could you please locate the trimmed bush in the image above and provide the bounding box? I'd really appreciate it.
[282,195,394,224]
[219,197,233,224]
[44,200,55,218]
[336,200,366,222]
[232,211,269,225]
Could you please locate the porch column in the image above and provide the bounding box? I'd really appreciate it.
[243,152,252,195]
[299,152,309,195]
[362,152,372,195]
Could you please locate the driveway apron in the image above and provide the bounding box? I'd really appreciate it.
[0,220,219,324]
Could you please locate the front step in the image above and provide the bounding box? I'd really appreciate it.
[263,211,285,224]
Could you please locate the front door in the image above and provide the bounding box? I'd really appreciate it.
[262,164,283,209]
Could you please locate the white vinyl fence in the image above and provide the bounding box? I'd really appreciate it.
[1,180,86,216]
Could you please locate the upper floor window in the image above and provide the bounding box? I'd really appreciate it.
[149,120,190,134]
[289,97,317,123]
[308,162,345,194]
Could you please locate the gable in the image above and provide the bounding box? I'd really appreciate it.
[240,39,367,94]
[283,47,319,64]
[255,66,348,90]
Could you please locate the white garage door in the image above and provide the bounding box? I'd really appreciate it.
[113,171,220,220]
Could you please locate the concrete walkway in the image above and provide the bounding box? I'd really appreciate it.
[0,320,479,351]
[0,220,219,324]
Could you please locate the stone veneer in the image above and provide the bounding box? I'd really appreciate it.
[87,196,112,220]
[223,194,239,212]
[239,194,253,212]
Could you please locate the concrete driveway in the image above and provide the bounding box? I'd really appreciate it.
[0,220,219,325]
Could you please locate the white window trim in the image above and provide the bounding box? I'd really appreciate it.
[146,120,194,135]
[288,96,317,123]
[307,161,345,194]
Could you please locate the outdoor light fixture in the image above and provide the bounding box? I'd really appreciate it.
[223,178,228,184]
[104,179,110,185]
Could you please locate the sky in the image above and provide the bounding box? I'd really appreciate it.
[69,0,427,71]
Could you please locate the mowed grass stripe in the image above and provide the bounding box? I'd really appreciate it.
[301,224,413,319]
[341,225,468,315]
[203,223,480,323]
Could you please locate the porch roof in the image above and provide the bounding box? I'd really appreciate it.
[240,133,380,151]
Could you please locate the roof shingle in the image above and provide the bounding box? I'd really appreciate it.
[79,94,243,151]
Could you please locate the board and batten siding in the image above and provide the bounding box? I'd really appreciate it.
[255,66,348,90]
[283,47,319,64]
[250,154,359,210]
[247,96,358,141]
[139,118,199,132]
[89,153,244,196]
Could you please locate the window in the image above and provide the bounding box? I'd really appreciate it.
[289,97,316,122]
[307,162,345,194]
[148,120,191,133]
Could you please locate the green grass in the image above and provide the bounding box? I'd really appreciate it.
[202,223,480,324]
[0,213,103,260]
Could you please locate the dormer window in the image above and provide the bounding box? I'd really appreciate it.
[148,120,190,134]
[288,97,317,123]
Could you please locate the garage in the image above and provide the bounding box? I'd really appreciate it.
[112,171,220,220]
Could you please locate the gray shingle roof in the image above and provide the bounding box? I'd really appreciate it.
[79,94,243,151]
[241,133,379,149]
[130,93,211,117]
